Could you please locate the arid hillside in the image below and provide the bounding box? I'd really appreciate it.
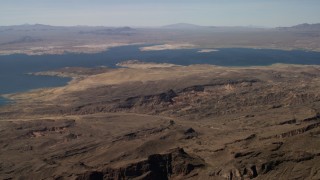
[1,62,320,179]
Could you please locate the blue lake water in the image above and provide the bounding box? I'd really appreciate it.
[1,44,320,106]
[0,97,10,106]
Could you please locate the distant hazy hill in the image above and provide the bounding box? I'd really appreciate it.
[0,36,43,45]
[0,24,67,32]
[0,24,136,36]
[79,27,135,35]
[161,23,269,31]
[277,23,320,31]
[162,23,207,29]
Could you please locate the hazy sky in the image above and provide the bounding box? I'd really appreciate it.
[1,0,319,27]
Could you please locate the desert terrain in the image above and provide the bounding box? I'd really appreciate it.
[1,61,320,179]
[0,23,320,55]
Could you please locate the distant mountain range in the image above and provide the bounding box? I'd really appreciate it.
[277,23,320,31]
[0,24,136,35]
[1,23,319,31]
[79,27,135,35]
[162,23,320,31]
[162,23,209,29]
[160,23,273,32]
[161,23,266,29]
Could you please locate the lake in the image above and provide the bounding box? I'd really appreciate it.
[0,97,9,106]
[1,44,320,106]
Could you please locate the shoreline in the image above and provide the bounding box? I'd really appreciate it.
[1,45,319,56]
[0,43,140,56]
[0,96,14,106]
[1,62,319,107]
[1,44,320,106]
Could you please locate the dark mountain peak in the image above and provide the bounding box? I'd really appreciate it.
[292,23,319,27]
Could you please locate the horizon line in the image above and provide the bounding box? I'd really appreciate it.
[0,22,319,28]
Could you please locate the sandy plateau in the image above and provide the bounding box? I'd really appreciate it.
[1,61,320,179]
[197,49,219,53]
[139,44,196,51]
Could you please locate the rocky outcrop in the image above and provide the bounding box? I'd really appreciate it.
[77,171,103,180]
[181,85,205,93]
[183,128,198,139]
[16,119,76,139]
[210,151,320,180]
[276,122,320,138]
[76,148,205,180]
[69,89,178,114]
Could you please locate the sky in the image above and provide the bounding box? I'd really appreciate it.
[0,0,319,27]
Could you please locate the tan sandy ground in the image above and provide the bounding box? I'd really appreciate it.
[139,43,196,51]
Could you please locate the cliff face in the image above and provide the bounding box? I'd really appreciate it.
[77,148,204,180]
